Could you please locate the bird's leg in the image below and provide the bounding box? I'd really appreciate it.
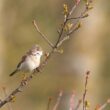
[21,73,28,86]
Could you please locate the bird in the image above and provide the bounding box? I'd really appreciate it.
[9,45,43,76]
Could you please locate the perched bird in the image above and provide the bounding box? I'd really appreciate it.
[10,45,43,76]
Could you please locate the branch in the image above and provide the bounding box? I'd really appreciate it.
[69,92,75,110]
[82,71,90,110]
[46,97,52,110]
[56,0,92,49]
[95,99,110,110]
[2,87,13,110]
[74,99,82,110]
[53,91,63,110]
[55,2,79,48]
[67,14,89,20]
[33,20,54,48]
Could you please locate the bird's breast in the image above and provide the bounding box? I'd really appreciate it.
[20,56,40,72]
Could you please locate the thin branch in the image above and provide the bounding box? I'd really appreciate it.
[53,91,63,110]
[2,87,13,110]
[33,20,54,48]
[69,5,77,16]
[57,35,70,47]
[57,21,81,47]
[67,22,81,36]
[82,71,90,110]
[46,97,52,110]
[74,99,82,110]
[55,18,68,48]
[69,92,75,110]
[55,1,79,48]
[0,75,33,107]
[67,14,89,20]
[67,7,90,36]
[95,99,110,110]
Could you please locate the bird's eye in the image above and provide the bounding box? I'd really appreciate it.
[36,52,40,55]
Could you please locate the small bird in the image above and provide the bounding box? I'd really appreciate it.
[10,45,43,76]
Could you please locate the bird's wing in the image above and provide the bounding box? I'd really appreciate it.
[17,55,27,68]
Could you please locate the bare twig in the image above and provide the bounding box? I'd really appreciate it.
[74,99,82,110]
[69,4,77,16]
[57,35,70,47]
[2,87,13,110]
[46,97,52,110]
[67,14,89,20]
[53,91,63,110]
[33,20,54,48]
[55,18,68,48]
[69,92,75,110]
[95,99,110,110]
[82,71,90,110]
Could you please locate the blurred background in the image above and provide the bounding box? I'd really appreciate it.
[0,0,110,110]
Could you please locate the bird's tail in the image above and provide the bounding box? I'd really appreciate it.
[9,69,18,76]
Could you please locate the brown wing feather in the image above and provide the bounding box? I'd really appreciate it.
[17,48,32,68]
[17,55,27,68]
